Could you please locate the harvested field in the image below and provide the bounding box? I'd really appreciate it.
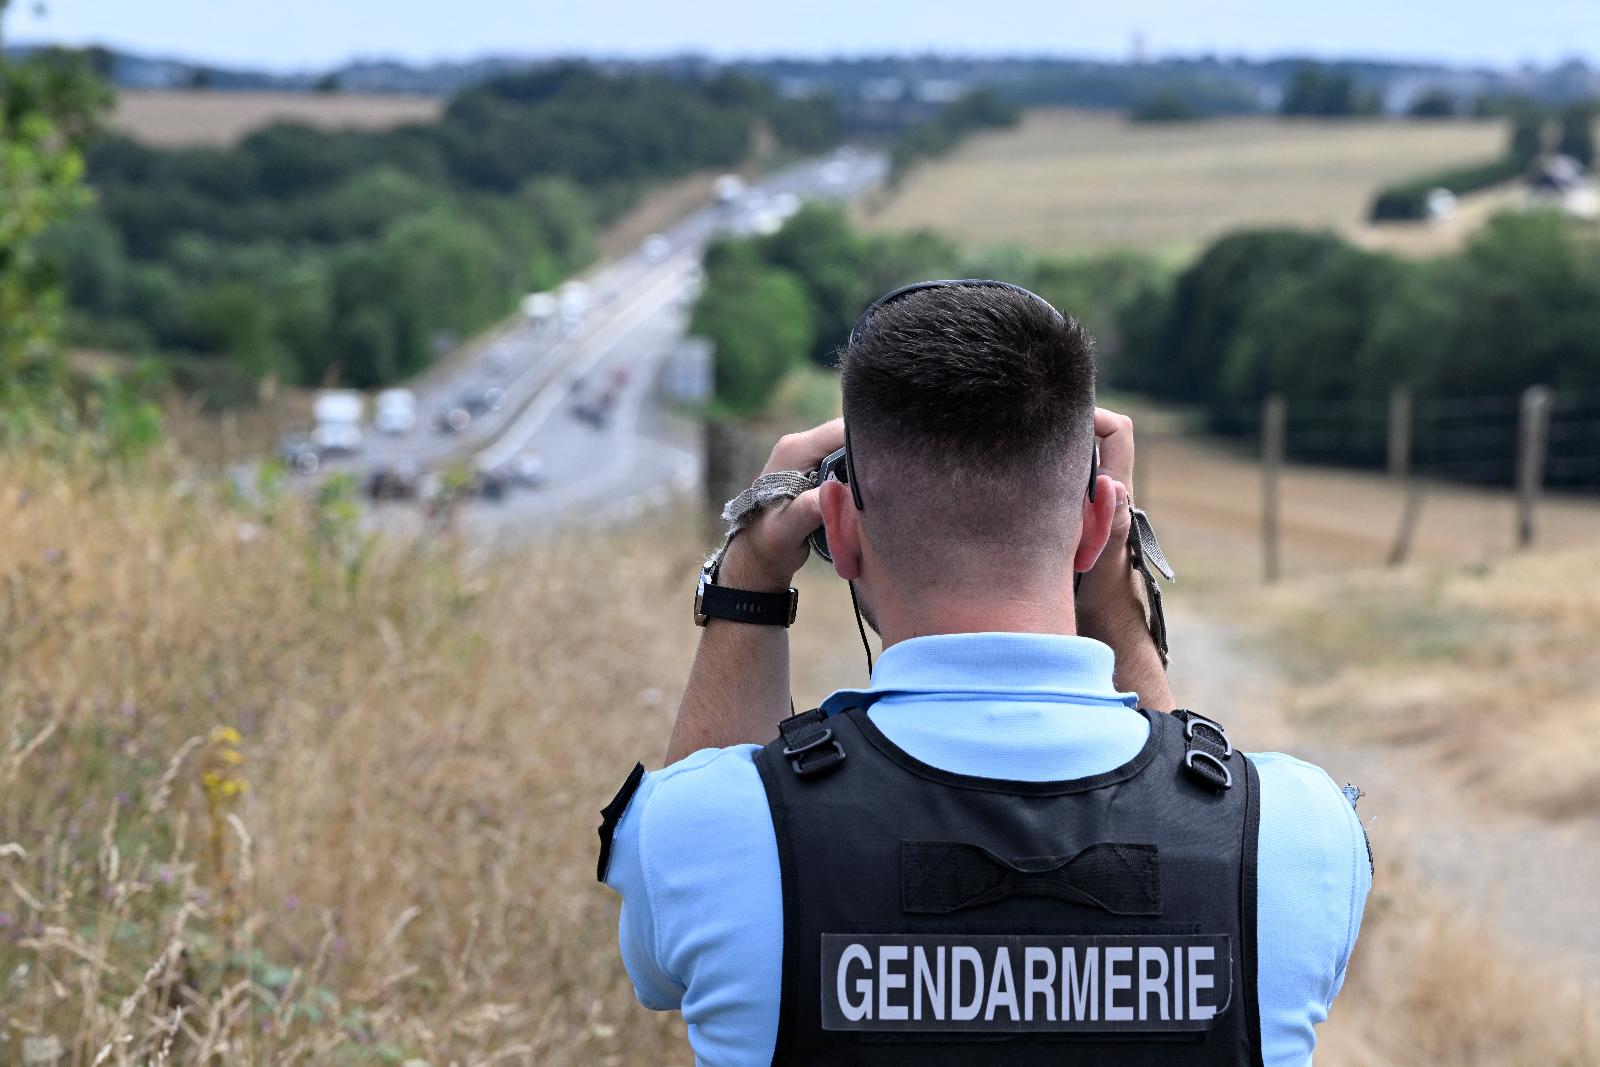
[863,109,1506,255]
[111,89,441,146]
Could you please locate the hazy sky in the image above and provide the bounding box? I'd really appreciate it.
[4,0,1596,70]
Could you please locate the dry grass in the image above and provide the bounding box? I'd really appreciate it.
[111,90,441,148]
[1239,546,1600,819]
[1,453,1594,1063]
[1320,873,1599,1067]
[0,459,697,1063]
[862,109,1505,255]
[595,171,719,261]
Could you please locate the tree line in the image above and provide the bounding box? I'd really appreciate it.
[694,205,1600,490]
[44,62,839,402]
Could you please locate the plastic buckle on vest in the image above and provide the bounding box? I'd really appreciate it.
[776,708,847,778]
[1184,715,1233,757]
[1184,748,1233,789]
[782,727,846,777]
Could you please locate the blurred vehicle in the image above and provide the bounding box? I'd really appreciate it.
[714,173,746,204]
[311,389,364,454]
[573,387,619,429]
[822,160,850,187]
[1425,187,1457,221]
[277,434,321,475]
[771,192,801,219]
[558,280,590,337]
[364,460,421,500]
[521,291,558,332]
[430,406,473,434]
[559,280,590,317]
[374,388,418,435]
[509,452,547,488]
[642,233,671,262]
[471,459,510,502]
[750,209,783,236]
[456,386,505,420]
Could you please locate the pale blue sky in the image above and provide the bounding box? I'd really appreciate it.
[4,0,1596,70]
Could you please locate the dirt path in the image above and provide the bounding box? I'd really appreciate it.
[1167,601,1600,987]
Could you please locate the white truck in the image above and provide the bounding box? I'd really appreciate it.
[558,280,590,337]
[311,389,365,455]
[714,173,747,205]
[374,388,418,435]
[522,291,558,332]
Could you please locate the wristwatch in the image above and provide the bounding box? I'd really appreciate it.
[694,557,798,627]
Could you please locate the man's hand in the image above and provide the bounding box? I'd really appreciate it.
[1075,406,1175,710]
[718,419,845,592]
[1079,407,1136,596]
[666,418,845,765]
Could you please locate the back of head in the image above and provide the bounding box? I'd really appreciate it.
[840,283,1097,579]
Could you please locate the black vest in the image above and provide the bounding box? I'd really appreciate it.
[753,706,1263,1066]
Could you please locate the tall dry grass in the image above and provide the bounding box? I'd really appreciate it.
[1,455,1594,1064]
[1250,547,1600,818]
[0,459,697,1063]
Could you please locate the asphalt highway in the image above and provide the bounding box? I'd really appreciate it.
[344,147,886,541]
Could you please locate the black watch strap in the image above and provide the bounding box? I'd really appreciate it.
[695,574,798,627]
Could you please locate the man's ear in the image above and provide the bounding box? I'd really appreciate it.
[1073,474,1118,573]
[819,477,863,581]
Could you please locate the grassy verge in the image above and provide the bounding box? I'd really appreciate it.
[1242,547,1600,818]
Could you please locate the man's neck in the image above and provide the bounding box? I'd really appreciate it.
[873,587,1079,650]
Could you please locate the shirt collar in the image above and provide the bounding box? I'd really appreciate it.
[819,631,1138,716]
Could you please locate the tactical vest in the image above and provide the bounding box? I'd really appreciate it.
[752,706,1263,1066]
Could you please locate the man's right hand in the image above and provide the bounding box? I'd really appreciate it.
[718,418,845,592]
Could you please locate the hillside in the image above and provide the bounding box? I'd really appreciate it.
[1,447,1596,1062]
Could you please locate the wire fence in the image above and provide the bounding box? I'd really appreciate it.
[1198,387,1600,495]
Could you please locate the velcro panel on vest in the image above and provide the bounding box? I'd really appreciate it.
[901,841,1162,917]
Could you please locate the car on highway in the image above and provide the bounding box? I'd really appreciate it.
[430,406,473,434]
[642,233,671,262]
[508,452,547,488]
[277,434,322,475]
[364,460,421,500]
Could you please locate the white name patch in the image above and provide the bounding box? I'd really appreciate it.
[821,933,1231,1033]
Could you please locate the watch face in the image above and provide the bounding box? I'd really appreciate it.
[693,571,708,625]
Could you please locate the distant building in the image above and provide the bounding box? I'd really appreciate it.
[1526,155,1599,219]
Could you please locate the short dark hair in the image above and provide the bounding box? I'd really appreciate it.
[843,284,1095,480]
[839,284,1097,561]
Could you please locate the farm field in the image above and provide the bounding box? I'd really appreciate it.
[111,88,442,146]
[862,109,1506,255]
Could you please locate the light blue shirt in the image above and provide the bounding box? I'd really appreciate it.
[606,632,1371,1066]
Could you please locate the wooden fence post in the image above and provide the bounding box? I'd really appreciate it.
[1385,387,1421,567]
[1386,387,1411,481]
[1515,385,1553,549]
[1262,394,1286,583]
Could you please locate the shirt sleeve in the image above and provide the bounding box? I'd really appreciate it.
[603,759,687,1010]
[602,744,785,1064]
[1250,752,1373,1067]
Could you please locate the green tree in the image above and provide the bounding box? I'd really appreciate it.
[0,19,109,416]
[1557,102,1596,167]
[692,243,814,414]
[1280,65,1379,117]
[1407,88,1458,119]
